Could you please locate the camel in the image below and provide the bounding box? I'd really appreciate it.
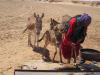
[23,12,44,48]
[38,18,63,63]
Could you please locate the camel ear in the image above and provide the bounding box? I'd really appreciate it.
[41,13,44,18]
[50,18,53,22]
[34,12,36,18]
[53,19,60,24]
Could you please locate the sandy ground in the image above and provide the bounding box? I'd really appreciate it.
[0,0,100,75]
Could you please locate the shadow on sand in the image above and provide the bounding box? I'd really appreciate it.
[32,46,60,63]
[56,64,100,72]
[32,46,51,62]
[30,45,100,71]
[80,48,100,62]
[56,48,100,72]
[29,44,62,63]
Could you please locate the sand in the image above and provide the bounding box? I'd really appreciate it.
[0,0,100,75]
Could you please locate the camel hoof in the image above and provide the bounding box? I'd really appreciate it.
[42,56,51,62]
[59,63,64,65]
[73,63,77,66]
[28,43,32,47]
[52,59,57,63]
[60,60,63,63]
[52,60,55,63]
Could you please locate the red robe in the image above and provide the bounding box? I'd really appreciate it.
[61,18,81,59]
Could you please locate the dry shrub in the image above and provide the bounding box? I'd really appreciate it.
[95,2,100,6]
[48,0,62,2]
[90,2,100,6]
[71,0,78,3]
[82,2,86,4]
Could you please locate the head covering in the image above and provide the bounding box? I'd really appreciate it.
[79,13,91,26]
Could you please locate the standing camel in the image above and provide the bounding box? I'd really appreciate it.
[23,13,44,48]
[38,18,63,63]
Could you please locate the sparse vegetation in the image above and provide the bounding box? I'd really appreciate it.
[71,0,79,3]
[71,0,100,7]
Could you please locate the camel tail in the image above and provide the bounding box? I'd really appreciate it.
[23,27,28,33]
[38,31,47,42]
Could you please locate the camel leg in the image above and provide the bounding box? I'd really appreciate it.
[52,43,57,62]
[59,46,63,63]
[36,34,39,47]
[33,31,36,48]
[28,32,32,46]
[44,38,49,48]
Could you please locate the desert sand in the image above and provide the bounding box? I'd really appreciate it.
[0,0,100,75]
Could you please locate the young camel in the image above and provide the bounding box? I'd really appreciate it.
[23,13,44,48]
[38,18,63,63]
